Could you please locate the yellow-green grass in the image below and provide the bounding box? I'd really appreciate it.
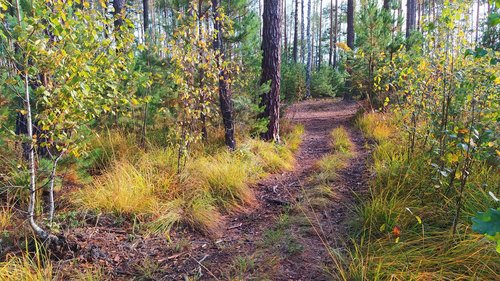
[73,123,304,235]
[75,161,160,215]
[330,127,353,153]
[0,244,52,281]
[356,113,395,143]
[303,184,339,210]
[335,113,500,280]
[312,126,354,184]
[342,230,499,281]
[187,152,257,210]
[245,139,295,173]
[281,121,305,153]
[0,205,13,231]
[313,154,349,183]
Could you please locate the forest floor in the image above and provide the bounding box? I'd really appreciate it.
[59,98,370,280]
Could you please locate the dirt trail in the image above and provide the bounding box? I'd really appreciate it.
[196,98,370,280]
[61,98,369,280]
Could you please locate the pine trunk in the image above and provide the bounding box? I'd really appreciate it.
[329,0,333,66]
[293,0,299,62]
[213,0,236,149]
[283,0,288,60]
[305,0,312,98]
[259,0,282,142]
[301,0,305,63]
[143,0,149,35]
[347,0,354,49]
[406,0,416,39]
[113,0,126,30]
[333,0,338,68]
[318,0,322,70]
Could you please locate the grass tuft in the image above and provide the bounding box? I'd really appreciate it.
[0,242,52,281]
[188,153,256,210]
[330,127,353,153]
[333,112,500,280]
[75,161,159,215]
[245,139,295,173]
[72,123,304,236]
[356,113,394,142]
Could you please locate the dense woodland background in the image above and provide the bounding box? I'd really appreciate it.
[0,0,499,279]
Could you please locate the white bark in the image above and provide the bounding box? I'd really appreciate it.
[48,153,64,224]
[16,0,54,243]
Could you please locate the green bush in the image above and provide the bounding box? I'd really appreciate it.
[311,67,345,98]
[281,62,306,102]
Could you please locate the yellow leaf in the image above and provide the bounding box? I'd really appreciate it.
[336,42,352,52]
[415,216,422,224]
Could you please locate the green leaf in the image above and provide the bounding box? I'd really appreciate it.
[487,13,500,27]
[472,208,500,237]
[474,47,488,58]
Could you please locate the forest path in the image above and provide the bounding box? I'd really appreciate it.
[59,98,369,280]
[198,98,369,280]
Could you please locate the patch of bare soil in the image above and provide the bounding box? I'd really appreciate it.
[57,98,369,280]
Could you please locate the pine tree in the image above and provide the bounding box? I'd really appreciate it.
[259,0,282,142]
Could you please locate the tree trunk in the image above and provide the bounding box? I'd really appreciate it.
[333,0,338,68]
[318,0,322,70]
[301,0,305,63]
[113,0,126,30]
[259,0,282,142]
[199,0,208,143]
[305,0,312,98]
[347,0,354,49]
[329,0,333,66]
[398,0,403,33]
[475,0,480,44]
[293,0,299,62]
[283,0,287,60]
[143,0,149,36]
[406,0,416,39]
[14,0,56,243]
[213,0,236,150]
[344,0,354,100]
[383,0,390,10]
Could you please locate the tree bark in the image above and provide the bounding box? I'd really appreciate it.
[199,0,208,143]
[333,0,338,68]
[475,0,480,44]
[345,0,354,100]
[329,0,333,66]
[259,0,282,142]
[305,0,312,98]
[213,0,236,150]
[283,0,288,60]
[113,0,126,30]
[317,0,322,70]
[14,0,56,243]
[347,0,354,49]
[143,0,149,36]
[406,0,416,39]
[301,0,305,63]
[293,0,299,62]
[383,0,390,10]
